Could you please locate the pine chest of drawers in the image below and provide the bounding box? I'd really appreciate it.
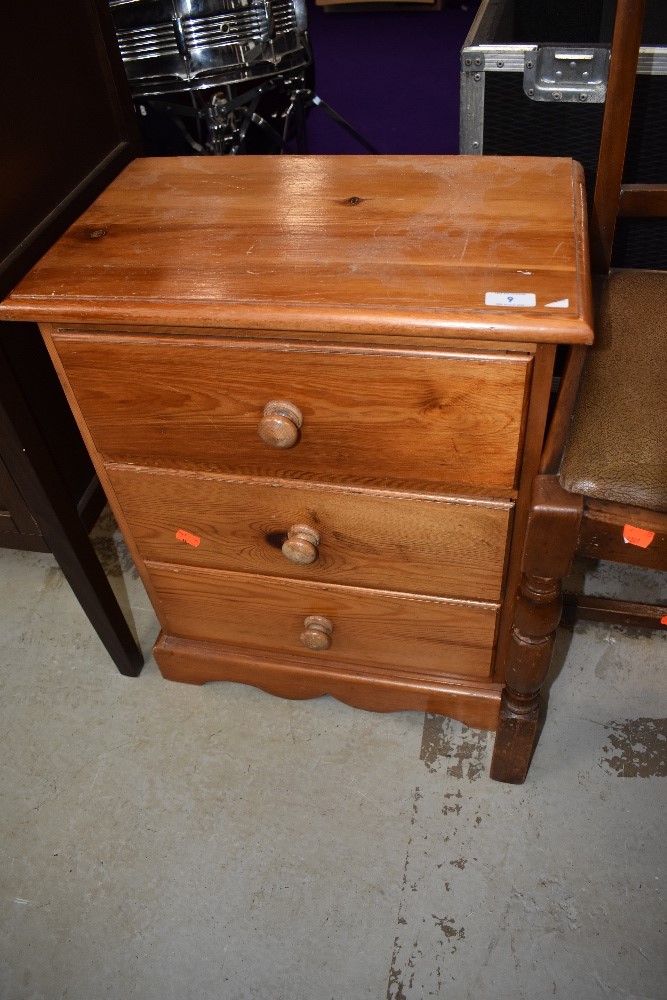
[0,155,593,780]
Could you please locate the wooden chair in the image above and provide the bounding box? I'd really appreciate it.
[491,0,667,784]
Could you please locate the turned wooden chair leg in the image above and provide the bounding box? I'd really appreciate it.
[491,476,583,783]
[491,572,567,783]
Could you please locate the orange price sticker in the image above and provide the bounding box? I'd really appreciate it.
[622,524,655,549]
[175,528,201,548]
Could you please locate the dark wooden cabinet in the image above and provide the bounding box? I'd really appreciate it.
[0,0,143,673]
[0,323,103,552]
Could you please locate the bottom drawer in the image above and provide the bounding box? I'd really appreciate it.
[149,564,498,680]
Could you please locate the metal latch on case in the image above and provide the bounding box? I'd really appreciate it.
[523,46,610,103]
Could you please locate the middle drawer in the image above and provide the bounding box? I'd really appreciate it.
[107,467,512,602]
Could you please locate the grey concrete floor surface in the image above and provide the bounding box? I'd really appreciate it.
[1,512,665,1000]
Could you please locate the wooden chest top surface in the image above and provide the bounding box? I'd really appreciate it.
[0,155,592,344]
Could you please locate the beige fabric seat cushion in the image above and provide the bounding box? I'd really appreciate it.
[559,269,667,512]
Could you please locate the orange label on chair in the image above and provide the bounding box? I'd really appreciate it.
[622,524,655,548]
[175,529,201,547]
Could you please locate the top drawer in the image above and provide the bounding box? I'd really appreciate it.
[53,334,531,494]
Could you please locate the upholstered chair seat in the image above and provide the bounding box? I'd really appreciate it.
[559,269,667,512]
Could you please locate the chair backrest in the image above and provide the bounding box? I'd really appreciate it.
[589,0,667,273]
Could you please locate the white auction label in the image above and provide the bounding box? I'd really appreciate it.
[485,292,536,307]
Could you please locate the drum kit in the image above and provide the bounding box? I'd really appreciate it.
[109,0,377,154]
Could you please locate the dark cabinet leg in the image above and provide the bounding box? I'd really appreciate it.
[491,476,582,783]
[0,360,143,676]
[39,507,144,676]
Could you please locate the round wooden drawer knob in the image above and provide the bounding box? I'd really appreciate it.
[300,615,333,651]
[282,524,320,565]
[257,400,303,449]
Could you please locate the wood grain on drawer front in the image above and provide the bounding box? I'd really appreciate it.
[149,565,498,680]
[53,336,531,493]
[107,467,512,601]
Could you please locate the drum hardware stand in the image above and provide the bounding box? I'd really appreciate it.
[280,84,379,154]
[138,68,379,156]
[207,79,295,154]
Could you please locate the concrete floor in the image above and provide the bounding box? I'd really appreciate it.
[1,510,665,1000]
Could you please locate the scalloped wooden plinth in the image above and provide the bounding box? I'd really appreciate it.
[153,633,502,732]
